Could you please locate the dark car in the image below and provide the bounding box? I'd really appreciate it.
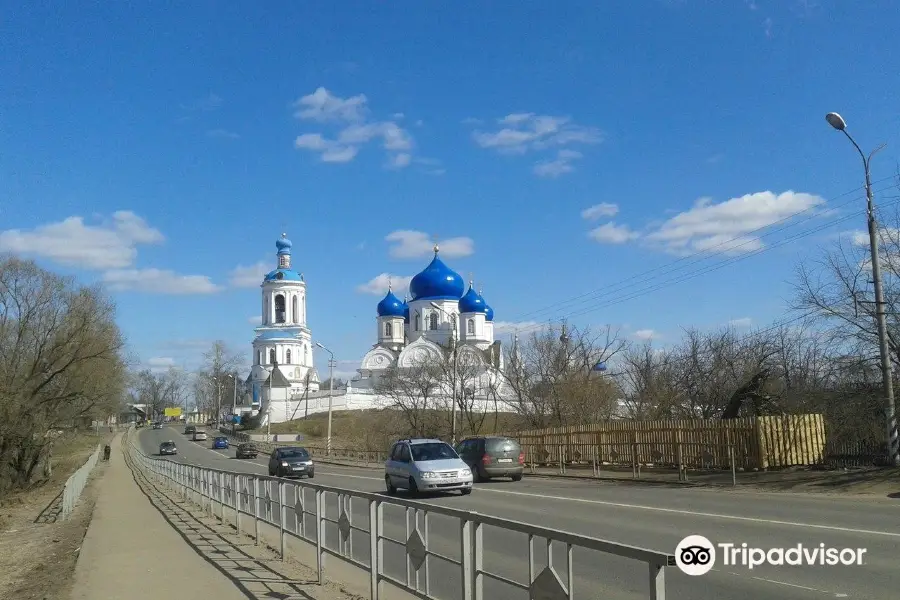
[235,442,258,459]
[456,436,525,482]
[268,447,315,479]
[159,441,177,456]
[184,424,196,435]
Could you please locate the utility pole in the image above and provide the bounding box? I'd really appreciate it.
[232,371,238,434]
[315,342,336,455]
[826,112,899,467]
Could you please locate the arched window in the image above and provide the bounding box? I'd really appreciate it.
[292,295,299,324]
[429,312,438,330]
[286,349,292,364]
[274,295,286,323]
[257,350,262,365]
[269,349,276,364]
[415,314,421,331]
[385,322,393,337]
[467,319,475,335]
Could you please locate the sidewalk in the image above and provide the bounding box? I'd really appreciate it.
[69,434,248,600]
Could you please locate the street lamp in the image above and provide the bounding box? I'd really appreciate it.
[315,342,336,455]
[431,302,459,444]
[825,111,898,467]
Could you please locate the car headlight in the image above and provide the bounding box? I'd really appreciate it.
[304,460,313,466]
[460,469,471,477]
[281,461,289,467]
[421,471,437,479]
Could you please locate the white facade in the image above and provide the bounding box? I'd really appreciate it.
[353,245,506,400]
[245,234,320,426]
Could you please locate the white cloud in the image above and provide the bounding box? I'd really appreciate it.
[534,150,583,178]
[229,261,270,288]
[471,112,601,177]
[633,329,658,340]
[589,222,639,244]
[581,203,619,220]
[644,191,825,255]
[0,210,164,270]
[728,317,753,328]
[249,315,262,325]
[147,356,176,373]
[293,88,413,169]
[385,230,474,259]
[356,273,413,296]
[102,269,221,294]
[207,128,240,139]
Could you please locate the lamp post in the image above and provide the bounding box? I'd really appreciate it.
[826,111,898,467]
[431,302,459,444]
[315,342,335,455]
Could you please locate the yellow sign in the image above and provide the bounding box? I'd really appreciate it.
[164,407,182,417]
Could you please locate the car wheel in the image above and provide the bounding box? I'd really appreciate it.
[460,488,472,495]
[511,474,523,482]
[385,475,396,495]
[408,477,419,496]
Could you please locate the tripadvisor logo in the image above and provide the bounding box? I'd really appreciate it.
[675,535,867,576]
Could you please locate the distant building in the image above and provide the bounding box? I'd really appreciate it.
[244,234,320,426]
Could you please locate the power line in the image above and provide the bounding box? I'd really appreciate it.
[503,192,900,339]
[512,177,898,325]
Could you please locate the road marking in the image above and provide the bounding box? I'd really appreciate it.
[717,569,849,597]
[472,487,900,538]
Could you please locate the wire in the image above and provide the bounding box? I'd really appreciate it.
[510,177,898,325]
[502,192,900,339]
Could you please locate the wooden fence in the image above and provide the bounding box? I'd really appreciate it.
[502,414,826,471]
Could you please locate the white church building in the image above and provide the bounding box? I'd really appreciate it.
[244,238,509,427]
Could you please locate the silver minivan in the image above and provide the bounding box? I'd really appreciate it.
[384,438,473,496]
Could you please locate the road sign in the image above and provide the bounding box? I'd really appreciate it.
[164,407,183,417]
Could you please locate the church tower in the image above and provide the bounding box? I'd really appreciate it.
[248,234,319,415]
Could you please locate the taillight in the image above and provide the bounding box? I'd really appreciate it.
[518,452,525,464]
[482,454,492,465]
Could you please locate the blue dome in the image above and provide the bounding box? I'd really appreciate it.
[458,284,487,314]
[377,290,406,318]
[263,269,303,282]
[276,235,292,256]
[409,253,465,301]
[485,304,494,322]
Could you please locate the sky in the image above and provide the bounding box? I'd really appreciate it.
[2,1,900,382]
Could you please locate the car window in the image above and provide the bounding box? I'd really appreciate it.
[397,444,411,462]
[279,448,309,458]
[410,442,458,462]
[486,438,521,453]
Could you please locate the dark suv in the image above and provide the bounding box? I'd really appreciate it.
[456,436,525,482]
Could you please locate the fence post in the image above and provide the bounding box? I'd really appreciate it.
[279,481,286,561]
[676,442,684,482]
[253,477,260,545]
[234,473,241,534]
[219,472,225,522]
[315,489,324,584]
[460,519,473,600]
[649,561,666,600]
[632,443,638,479]
[369,499,379,600]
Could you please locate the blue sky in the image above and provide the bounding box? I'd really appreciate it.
[2,1,900,381]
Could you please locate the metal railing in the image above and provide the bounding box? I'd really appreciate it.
[128,434,674,600]
[61,443,102,519]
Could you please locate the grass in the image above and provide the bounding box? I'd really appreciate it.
[242,408,532,451]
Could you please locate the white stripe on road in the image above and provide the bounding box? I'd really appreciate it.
[312,469,900,539]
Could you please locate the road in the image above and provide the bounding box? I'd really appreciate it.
[140,426,899,600]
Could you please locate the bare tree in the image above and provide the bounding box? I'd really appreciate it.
[0,256,127,495]
[197,340,242,420]
[374,357,443,437]
[498,321,627,428]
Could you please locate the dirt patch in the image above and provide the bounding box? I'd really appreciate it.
[0,433,112,600]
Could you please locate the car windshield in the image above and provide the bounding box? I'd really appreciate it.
[279,449,309,459]
[486,438,520,453]
[411,442,458,462]
[215,437,226,441]
[161,442,175,447]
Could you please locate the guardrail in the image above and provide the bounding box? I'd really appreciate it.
[61,443,102,519]
[131,434,674,599]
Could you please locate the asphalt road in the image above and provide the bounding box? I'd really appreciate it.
[140,426,900,600]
